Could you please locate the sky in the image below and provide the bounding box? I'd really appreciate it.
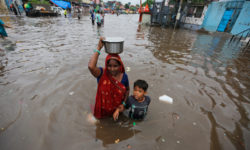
[102,0,147,5]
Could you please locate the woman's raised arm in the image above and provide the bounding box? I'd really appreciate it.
[88,37,105,78]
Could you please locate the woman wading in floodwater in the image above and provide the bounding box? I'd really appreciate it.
[88,37,130,119]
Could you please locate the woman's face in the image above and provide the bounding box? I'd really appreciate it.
[107,59,121,76]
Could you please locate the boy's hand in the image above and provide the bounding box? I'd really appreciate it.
[113,109,120,121]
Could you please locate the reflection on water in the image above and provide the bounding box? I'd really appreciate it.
[96,117,140,147]
[0,14,249,150]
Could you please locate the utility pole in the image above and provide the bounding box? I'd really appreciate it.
[174,0,183,30]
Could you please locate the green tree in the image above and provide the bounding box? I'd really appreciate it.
[116,5,120,10]
[125,4,129,9]
[142,0,154,8]
[28,0,50,5]
[130,6,137,11]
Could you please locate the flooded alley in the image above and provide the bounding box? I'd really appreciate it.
[0,14,249,150]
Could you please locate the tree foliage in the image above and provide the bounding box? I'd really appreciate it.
[125,4,129,9]
[142,0,154,8]
[130,6,137,11]
[28,0,50,5]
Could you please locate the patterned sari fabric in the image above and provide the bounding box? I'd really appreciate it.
[94,54,127,119]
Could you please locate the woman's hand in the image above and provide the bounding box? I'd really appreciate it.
[113,109,120,121]
[113,104,124,121]
[97,37,105,50]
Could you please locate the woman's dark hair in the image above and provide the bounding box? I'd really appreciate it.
[134,79,148,92]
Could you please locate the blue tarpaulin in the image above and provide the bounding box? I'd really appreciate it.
[50,0,71,9]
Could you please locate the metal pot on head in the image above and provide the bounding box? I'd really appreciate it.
[102,37,124,54]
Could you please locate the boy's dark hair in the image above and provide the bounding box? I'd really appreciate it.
[134,79,148,92]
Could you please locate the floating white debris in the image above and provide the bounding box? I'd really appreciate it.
[69,91,74,95]
[159,95,173,104]
[126,67,131,72]
[87,113,98,124]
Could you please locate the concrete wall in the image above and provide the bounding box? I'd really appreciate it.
[181,6,208,30]
[0,0,8,15]
[201,0,248,35]
[1,0,7,9]
[201,2,226,32]
[230,1,250,36]
[183,6,208,26]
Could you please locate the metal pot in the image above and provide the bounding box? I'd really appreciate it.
[102,37,124,54]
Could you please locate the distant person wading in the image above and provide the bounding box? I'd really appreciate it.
[95,11,102,27]
[64,9,67,18]
[0,19,12,39]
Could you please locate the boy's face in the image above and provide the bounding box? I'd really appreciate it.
[133,86,146,101]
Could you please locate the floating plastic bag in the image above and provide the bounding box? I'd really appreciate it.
[159,95,173,104]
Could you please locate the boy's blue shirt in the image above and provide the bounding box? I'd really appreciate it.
[125,95,151,120]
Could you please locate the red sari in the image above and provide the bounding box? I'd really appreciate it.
[94,54,127,119]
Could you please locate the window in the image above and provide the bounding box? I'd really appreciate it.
[194,6,204,18]
[187,6,204,18]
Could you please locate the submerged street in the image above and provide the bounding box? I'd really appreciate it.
[0,14,249,150]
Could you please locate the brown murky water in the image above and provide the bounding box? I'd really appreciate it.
[0,14,249,150]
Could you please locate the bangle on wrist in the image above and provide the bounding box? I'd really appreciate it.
[94,49,101,55]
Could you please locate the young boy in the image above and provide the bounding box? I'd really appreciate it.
[113,79,151,120]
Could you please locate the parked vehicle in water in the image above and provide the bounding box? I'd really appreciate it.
[51,6,64,15]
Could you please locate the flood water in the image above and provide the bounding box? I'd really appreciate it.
[0,14,249,150]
